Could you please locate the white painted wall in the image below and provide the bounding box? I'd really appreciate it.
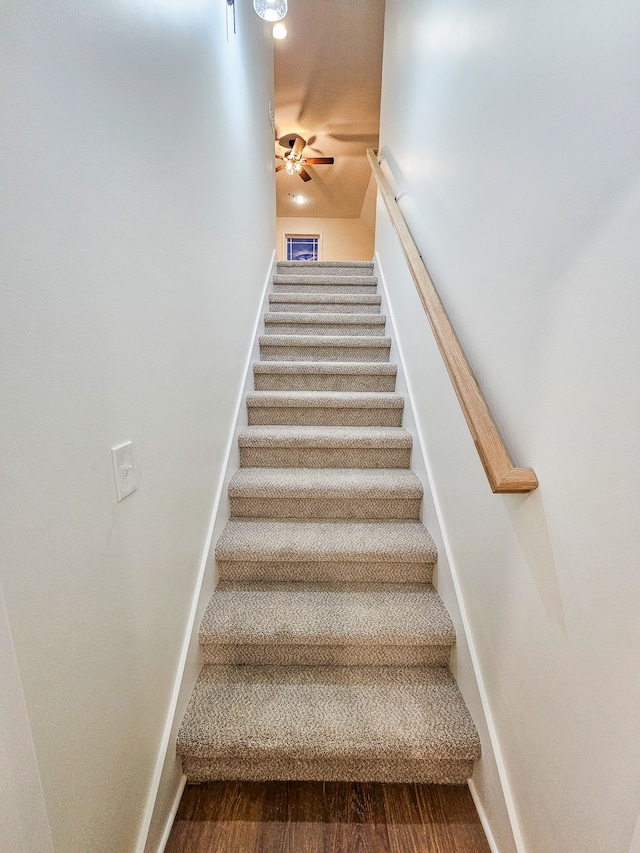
[374,261,517,853]
[276,216,374,260]
[377,1,640,852]
[359,173,377,237]
[0,1,275,851]
[142,253,276,853]
[0,582,54,853]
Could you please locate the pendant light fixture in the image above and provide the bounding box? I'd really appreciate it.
[253,0,287,22]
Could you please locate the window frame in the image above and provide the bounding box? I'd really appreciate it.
[284,233,322,262]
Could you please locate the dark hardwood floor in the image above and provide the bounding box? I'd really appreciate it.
[165,781,491,852]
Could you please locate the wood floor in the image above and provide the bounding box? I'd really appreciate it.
[165,781,491,853]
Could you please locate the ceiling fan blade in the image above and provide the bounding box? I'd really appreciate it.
[291,137,306,159]
[298,167,312,182]
[275,164,285,172]
[305,157,334,165]
[327,132,379,144]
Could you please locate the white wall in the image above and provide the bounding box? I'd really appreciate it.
[359,173,377,237]
[0,1,275,851]
[276,216,374,261]
[377,1,640,852]
[375,263,517,853]
[142,253,275,853]
[0,582,54,853]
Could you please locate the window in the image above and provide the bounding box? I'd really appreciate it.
[286,234,319,262]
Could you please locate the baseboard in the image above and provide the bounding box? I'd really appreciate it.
[156,775,186,853]
[135,250,276,853]
[469,779,501,853]
[375,251,526,853]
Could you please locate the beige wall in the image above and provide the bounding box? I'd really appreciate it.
[277,216,374,261]
[0,2,274,851]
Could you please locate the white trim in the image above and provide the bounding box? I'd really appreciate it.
[135,250,276,853]
[156,775,186,853]
[375,250,527,853]
[469,779,501,853]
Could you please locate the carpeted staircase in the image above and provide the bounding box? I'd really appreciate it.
[177,260,481,784]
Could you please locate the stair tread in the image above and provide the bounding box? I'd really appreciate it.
[265,312,386,325]
[269,293,381,304]
[253,361,397,375]
[277,261,374,270]
[200,582,455,647]
[215,520,437,563]
[260,334,390,348]
[273,275,378,286]
[246,391,403,409]
[228,468,423,498]
[177,665,480,762]
[238,425,412,448]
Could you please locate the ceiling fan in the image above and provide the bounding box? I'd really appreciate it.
[275,133,334,182]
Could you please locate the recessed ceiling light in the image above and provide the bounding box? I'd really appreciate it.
[272,23,287,39]
[294,195,306,205]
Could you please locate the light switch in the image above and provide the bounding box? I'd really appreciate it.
[111,441,138,501]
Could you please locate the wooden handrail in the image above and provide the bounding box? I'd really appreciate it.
[367,149,538,494]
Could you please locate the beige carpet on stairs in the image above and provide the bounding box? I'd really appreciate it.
[177,260,481,783]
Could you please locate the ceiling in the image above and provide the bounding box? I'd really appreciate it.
[273,0,385,218]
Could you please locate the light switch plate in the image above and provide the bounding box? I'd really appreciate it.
[111,441,138,501]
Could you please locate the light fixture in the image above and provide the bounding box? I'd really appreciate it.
[253,0,287,22]
[294,195,306,205]
[272,22,287,39]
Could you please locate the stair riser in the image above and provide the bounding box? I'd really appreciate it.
[268,301,381,314]
[259,344,390,362]
[273,283,378,294]
[276,265,374,277]
[246,408,403,427]
[181,756,474,785]
[264,322,385,337]
[202,644,451,667]
[229,496,422,520]
[217,559,433,584]
[239,447,411,468]
[253,373,397,392]
[274,275,377,286]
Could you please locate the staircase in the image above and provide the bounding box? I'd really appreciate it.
[177,260,480,784]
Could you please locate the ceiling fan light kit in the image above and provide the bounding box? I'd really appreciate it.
[253,0,287,22]
[275,133,335,183]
